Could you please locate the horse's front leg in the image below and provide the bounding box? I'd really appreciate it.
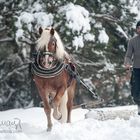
[43,96,52,131]
[52,87,65,120]
[36,87,52,131]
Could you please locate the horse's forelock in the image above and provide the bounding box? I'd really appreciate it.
[36,29,51,51]
[37,28,65,60]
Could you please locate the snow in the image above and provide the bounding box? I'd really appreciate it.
[15,12,53,30]
[72,36,84,50]
[120,0,127,4]
[98,29,109,44]
[83,78,96,91]
[119,45,126,52]
[59,3,95,49]
[116,25,128,39]
[15,29,24,45]
[14,2,98,49]
[0,106,140,140]
[127,0,140,25]
[30,2,43,13]
[84,33,95,41]
[15,7,53,45]
[14,0,140,50]
[34,12,53,28]
[94,22,102,29]
[101,57,115,72]
[61,3,91,34]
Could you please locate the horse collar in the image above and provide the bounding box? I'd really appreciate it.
[31,51,65,78]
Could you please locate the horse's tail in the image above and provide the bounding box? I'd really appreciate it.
[59,89,68,123]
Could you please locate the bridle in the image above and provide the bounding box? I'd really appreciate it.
[36,51,56,70]
[38,35,58,69]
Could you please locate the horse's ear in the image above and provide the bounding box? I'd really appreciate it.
[39,27,43,35]
[50,28,55,36]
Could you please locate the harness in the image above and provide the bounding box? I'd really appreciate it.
[31,51,101,101]
[31,51,65,78]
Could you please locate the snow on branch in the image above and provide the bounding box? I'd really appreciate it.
[76,60,104,68]
[93,14,128,40]
[93,14,119,22]
[0,37,14,43]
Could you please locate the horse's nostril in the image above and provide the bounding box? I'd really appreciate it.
[48,61,52,65]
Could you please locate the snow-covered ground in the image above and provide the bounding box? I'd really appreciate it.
[0,105,140,140]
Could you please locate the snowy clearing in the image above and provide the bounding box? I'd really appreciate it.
[0,105,140,140]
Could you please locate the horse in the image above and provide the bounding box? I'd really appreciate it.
[32,27,77,131]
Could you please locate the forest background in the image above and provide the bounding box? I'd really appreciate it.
[0,0,140,110]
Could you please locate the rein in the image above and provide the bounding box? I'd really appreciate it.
[31,51,103,104]
[65,62,102,100]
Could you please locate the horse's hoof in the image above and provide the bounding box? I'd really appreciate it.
[58,114,62,120]
[53,112,62,120]
[47,127,52,132]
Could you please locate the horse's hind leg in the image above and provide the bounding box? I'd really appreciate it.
[67,90,74,123]
[59,89,68,123]
[67,81,76,123]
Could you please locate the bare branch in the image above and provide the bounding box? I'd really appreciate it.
[93,14,119,22]
[20,36,36,46]
[0,26,6,32]
[3,87,15,105]
[0,59,4,66]
[0,64,29,82]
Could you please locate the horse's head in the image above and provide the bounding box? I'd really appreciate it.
[36,27,65,68]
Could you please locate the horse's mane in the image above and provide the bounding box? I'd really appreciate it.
[36,27,65,60]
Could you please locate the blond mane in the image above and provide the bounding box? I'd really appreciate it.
[36,27,65,60]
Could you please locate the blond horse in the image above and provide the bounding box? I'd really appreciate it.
[32,27,76,131]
